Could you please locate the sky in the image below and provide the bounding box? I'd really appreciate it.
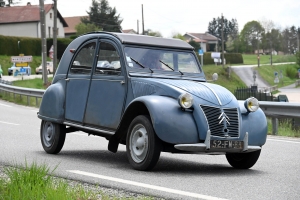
[17,0,300,38]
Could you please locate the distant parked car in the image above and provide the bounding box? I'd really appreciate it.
[38,32,268,171]
[36,61,53,74]
[8,63,16,76]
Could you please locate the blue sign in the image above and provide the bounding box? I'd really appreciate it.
[274,71,278,76]
[20,68,26,73]
[298,69,300,73]
[198,49,203,55]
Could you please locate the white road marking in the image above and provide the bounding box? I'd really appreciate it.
[68,170,228,200]
[267,138,300,144]
[0,103,12,107]
[0,121,20,126]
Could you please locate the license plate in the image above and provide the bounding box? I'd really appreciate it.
[210,140,243,149]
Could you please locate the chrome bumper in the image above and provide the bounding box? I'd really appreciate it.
[174,130,261,153]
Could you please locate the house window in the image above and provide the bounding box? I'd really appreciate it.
[50,13,52,19]
[48,27,51,38]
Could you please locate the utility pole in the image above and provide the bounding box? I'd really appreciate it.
[39,0,48,84]
[297,27,300,52]
[137,20,139,34]
[142,4,144,35]
[53,0,57,76]
[221,13,224,68]
[257,35,260,67]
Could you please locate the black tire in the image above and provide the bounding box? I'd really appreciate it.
[226,150,261,169]
[40,120,66,154]
[126,115,162,171]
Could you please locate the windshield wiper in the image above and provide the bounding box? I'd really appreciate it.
[159,60,183,75]
[130,57,153,73]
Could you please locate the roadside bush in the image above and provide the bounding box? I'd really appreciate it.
[197,52,243,65]
[285,65,297,78]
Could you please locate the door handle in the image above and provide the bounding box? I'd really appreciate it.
[65,78,70,82]
[120,80,125,85]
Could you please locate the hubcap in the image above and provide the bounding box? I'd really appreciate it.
[42,122,55,147]
[130,124,148,163]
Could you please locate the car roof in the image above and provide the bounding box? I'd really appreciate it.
[82,32,194,50]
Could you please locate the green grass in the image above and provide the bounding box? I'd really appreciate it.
[267,118,300,137]
[0,161,155,200]
[13,77,53,89]
[256,64,299,88]
[242,54,296,65]
[202,64,247,93]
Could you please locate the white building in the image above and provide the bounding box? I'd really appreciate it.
[0,3,68,38]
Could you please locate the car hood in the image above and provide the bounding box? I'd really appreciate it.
[135,79,236,106]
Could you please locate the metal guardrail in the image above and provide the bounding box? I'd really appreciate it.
[259,101,300,135]
[0,82,299,134]
[0,82,45,107]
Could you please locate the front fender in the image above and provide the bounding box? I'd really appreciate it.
[38,80,66,122]
[239,102,268,146]
[129,96,199,144]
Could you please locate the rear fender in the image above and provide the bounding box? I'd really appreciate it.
[38,81,66,123]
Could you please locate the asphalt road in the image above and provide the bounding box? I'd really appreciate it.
[1,99,300,200]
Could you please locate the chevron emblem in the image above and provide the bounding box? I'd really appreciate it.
[218,112,230,125]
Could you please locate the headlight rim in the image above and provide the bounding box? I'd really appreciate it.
[244,97,259,112]
[178,93,193,109]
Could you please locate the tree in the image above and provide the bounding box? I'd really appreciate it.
[75,23,102,35]
[240,21,264,53]
[82,0,123,32]
[188,40,200,52]
[207,16,239,51]
[145,29,162,37]
[172,33,185,40]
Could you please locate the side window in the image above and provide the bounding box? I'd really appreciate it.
[95,42,121,75]
[70,42,96,74]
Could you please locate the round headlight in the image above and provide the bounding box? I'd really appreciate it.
[244,97,259,112]
[178,93,193,109]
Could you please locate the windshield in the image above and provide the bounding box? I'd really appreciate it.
[124,47,201,73]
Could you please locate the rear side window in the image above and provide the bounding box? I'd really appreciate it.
[70,42,96,74]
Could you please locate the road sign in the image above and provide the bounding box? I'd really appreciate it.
[274,71,278,76]
[274,77,279,83]
[16,62,28,67]
[198,49,203,55]
[11,56,32,63]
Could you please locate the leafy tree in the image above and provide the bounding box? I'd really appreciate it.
[263,28,282,53]
[145,29,162,37]
[188,40,200,52]
[240,21,264,53]
[82,0,123,32]
[172,33,185,40]
[207,16,239,51]
[281,26,299,54]
[75,23,102,35]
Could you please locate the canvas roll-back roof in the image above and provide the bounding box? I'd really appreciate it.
[113,32,193,50]
[83,32,194,50]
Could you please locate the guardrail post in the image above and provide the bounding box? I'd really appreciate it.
[27,96,30,106]
[272,117,278,135]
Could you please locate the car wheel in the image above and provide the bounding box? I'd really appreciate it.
[226,150,261,169]
[47,69,51,74]
[126,115,162,171]
[40,120,66,154]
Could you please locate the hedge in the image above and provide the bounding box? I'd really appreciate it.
[0,35,72,59]
[197,52,244,65]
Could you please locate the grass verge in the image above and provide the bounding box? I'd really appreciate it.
[242,54,296,65]
[0,161,155,200]
[267,118,300,137]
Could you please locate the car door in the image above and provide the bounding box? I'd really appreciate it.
[83,40,126,130]
[64,40,96,123]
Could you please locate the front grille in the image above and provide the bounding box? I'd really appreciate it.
[200,105,239,138]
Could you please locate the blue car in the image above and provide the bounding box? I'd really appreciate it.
[38,32,267,171]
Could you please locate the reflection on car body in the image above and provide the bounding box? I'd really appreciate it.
[38,32,267,171]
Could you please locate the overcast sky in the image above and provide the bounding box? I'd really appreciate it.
[21,0,300,38]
